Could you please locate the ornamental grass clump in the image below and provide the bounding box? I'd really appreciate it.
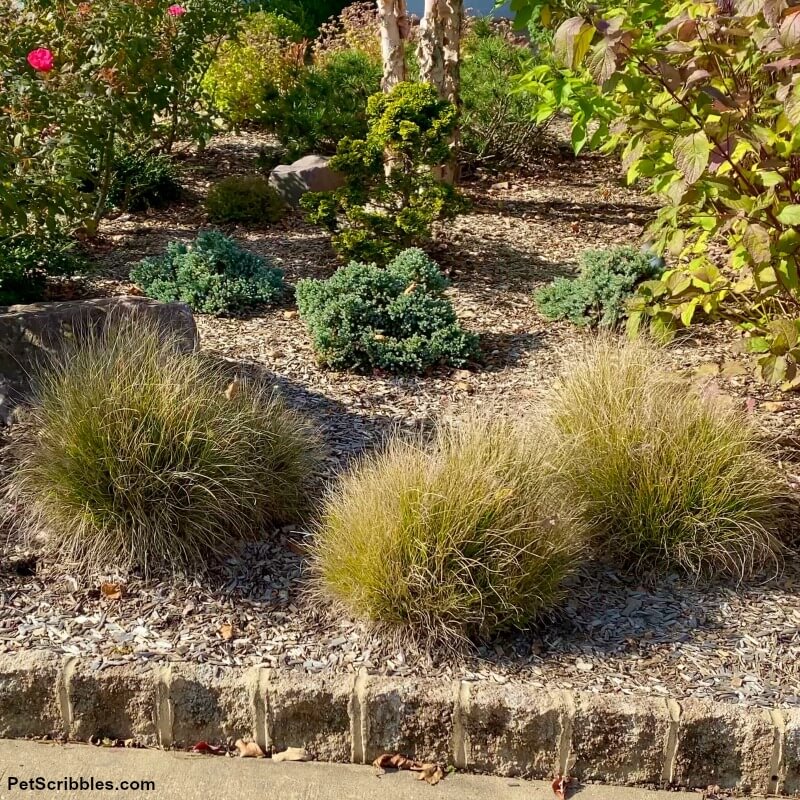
[545,338,786,579]
[310,415,586,645]
[8,323,321,575]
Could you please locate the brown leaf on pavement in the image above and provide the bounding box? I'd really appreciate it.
[373,753,445,784]
[189,741,225,755]
[373,753,417,771]
[552,775,570,799]
[415,763,444,785]
[272,746,312,762]
[235,738,265,758]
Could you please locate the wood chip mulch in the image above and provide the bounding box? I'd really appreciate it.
[1,132,798,707]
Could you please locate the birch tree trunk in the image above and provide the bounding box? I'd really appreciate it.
[416,0,462,104]
[378,0,409,91]
[417,0,463,182]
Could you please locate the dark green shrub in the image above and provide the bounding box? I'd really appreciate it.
[205,176,285,224]
[0,232,84,305]
[296,248,479,373]
[301,82,467,265]
[460,26,546,173]
[109,148,181,212]
[264,50,381,160]
[535,246,662,328]
[131,230,285,315]
[310,415,586,644]
[545,338,786,578]
[9,322,322,575]
[246,0,349,38]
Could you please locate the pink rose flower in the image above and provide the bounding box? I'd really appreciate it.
[167,4,187,15]
[27,48,54,73]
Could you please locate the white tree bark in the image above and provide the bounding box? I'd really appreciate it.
[417,0,463,182]
[378,0,409,91]
[416,0,462,105]
[417,0,445,95]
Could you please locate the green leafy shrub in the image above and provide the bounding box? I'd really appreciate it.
[535,246,662,328]
[205,176,285,224]
[246,0,349,38]
[131,230,285,315]
[310,414,586,644]
[516,0,800,386]
[2,1,242,238]
[8,322,322,575]
[545,337,786,578]
[263,50,381,160]
[0,232,84,305]
[301,82,467,265]
[203,12,305,125]
[108,148,181,212]
[459,26,546,173]
[296,248,478,373]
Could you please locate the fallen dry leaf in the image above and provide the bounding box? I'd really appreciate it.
[373,753,417,771]
[720,360,748,378]
[225,377,241,401]
[373,753,445,785]
[551,775,570,799]
[100,582,124,601]
[415,763,444,786]
[235,738,265,758]
[217,622,234,641]
[189,741,225,755]
[272,747,312,762]
[762,400,790,413]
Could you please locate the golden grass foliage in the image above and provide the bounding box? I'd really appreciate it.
[544,337,785,578]
[310,415,586,644]
[9,323,322,575]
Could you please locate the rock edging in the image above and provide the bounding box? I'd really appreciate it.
[1,651,797,795]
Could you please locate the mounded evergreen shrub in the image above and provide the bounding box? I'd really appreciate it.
[109,148,181,212]
[295,248,479,373]
[263,49,381,160]
[545,338,786,578]
[205,176,285,224]
[0,232,83,305]
[8,323,322,575]
[131,230,285,315]
[310,415,586,644]
[535,245,662,328]
[301,82,467,265]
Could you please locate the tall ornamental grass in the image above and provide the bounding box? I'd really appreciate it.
[9,323,322,575]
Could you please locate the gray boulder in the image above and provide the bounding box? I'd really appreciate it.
[269,155,344,207]
[0,296,198,425]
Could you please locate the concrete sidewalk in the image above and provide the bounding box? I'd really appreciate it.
[0,740,741,800]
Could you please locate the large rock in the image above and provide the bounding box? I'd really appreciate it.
[0,295,198,425]
[269,155,344,207]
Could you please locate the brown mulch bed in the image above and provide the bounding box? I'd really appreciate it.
[1,132,798,707]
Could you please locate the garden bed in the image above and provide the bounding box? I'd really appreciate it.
[2,133,799,710]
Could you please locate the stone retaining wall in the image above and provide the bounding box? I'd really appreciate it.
[1,652,797,795]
